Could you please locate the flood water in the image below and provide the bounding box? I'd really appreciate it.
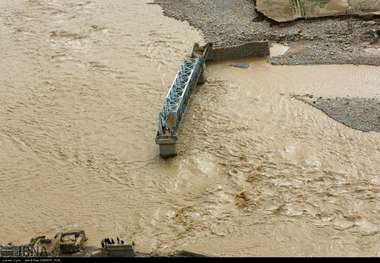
[0,0,379,256]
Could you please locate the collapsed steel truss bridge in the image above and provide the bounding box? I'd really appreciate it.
[155,43,211,158]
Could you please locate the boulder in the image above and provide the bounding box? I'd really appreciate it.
[256,0,380,22]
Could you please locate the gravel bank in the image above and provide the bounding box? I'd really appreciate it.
[295,96,380,132]
[153,0,380,66]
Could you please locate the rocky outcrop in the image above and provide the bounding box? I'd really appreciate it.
[256,0,380,22]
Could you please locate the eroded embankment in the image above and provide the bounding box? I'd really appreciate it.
[154,0,380,66]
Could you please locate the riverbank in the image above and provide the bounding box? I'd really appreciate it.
[153,0,380,132]
[153,0,380,66]
[294,96,380,132]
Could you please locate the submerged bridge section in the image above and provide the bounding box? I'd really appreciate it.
[155,41,270,158]
[155,43,211,158]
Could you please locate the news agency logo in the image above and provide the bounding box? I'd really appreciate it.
[0,245,48,257]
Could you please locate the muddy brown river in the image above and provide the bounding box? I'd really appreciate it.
[0,0,379,256]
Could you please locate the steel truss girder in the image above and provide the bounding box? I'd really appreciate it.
[155,43,211,158]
